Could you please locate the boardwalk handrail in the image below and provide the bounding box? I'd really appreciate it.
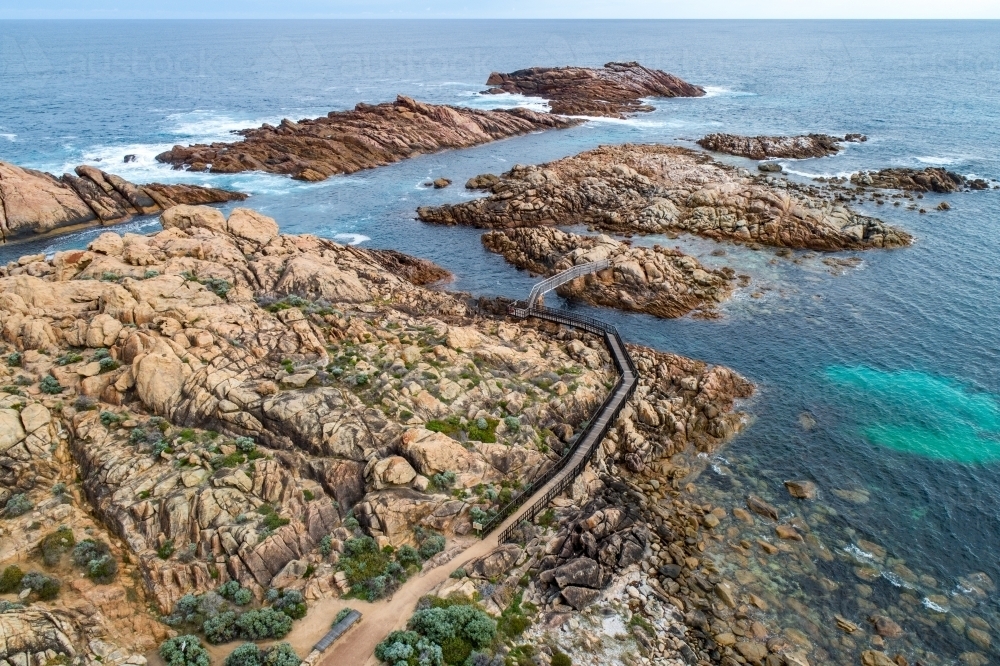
[477,295,638,542]
[526,259,610,309]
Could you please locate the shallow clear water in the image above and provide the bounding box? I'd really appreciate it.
[3,19,1000,662]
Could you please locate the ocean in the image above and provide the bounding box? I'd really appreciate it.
[2,19,1000,663]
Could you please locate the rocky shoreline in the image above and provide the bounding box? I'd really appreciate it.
[850,167,992,193]
[696,134,867,160]
[0,203,758,666]
[419,143,911,251]
[483,61,705,118]
[482,227,736,318]
[154,96,581,181]
[0,161,244,241]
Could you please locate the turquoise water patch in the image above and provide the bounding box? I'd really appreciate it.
[824,366,1000,463]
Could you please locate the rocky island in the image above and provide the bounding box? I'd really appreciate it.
[0,204,758,666]
[0,161,244,241]
[483,61,705,117]
[851,167,991,192]
[154,96,581,182]
[419,144,911,251]
[696,133,867,160]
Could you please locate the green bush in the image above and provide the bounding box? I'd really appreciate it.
[234,436,256,453]
[56,352,84,366]
[5,493,33,517]
[550,650,572,666]
[39,376,63,394]
[262,513,290,531]
[319,535,334,557]
[467,418,498,443]
[6,352,22,367]
[22,571,60,600]
[39,527,75,567]
[160,635,211,666]
[333,608,353,626]
[157,539,175,560]
[417,533,446,560]
[203,610,240,644]
[235,607,293,640]
[503,416,520,433]
[0,565,24,593]
[395,545,421,568]
[440,636,471,665]
[262,644,300,666]
[223,642,262,666]
[272,589,307,620]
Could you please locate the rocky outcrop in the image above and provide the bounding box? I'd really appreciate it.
[850,167,990,192]
[484,61,704,118]
[696,133,866,159]
[154,95,581,181]
[0,161,245,241]
[482,227,734,318]
[419,144,911,251]
[367,249,451,286]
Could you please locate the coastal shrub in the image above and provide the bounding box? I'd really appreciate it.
[466,653,503,666]
[430,471,456,492]
[374,631,444,666]
[333,608,353,626]
[5,493,33,517]
[203,610,240,644]
[440,636,472,664]
[271,589,307,619]
[0,566,24,593]
[319,535,334,557]
[22,571,61,600]
[449,568,466,580]
[39,527,75,567]
[39,376,64,394]
[100,411,123,427]
[417,533,446,560]
[157,539,176,560]
[0,601,24,612]
[235,607,293,640]
[6,352,22,367]
[98,356,119,373]
[503,416,520,433]
[262,644,300,666]
[217,580,253,605]
[202,278,231,299]
[467,418,498,443]
[223,642,262,666]
[166,594,202,626]
[56,352,83,366]
[159,635,211,666]
[72,539,117,584]
[234,436,256,453]
[395,545,421,568]
[550,650,572,666]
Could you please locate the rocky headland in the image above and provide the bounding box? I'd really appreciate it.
[154,96,581,181]
[419,144,912,251]
[0,203,755,666]
[483,61,705,118]
[851,167,991,193]
[696,133,867,160]
[0,161,244,242]
[482,227,736,318]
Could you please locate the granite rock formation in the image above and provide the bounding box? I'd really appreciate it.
[482,227,734,318]
[696,133,867,160]
[420,144,911,251]
[154,96,581,182]
[483,61,705,118]
[0,161,245,242]
[851,167,990,193]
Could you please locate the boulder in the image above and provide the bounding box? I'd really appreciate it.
[560,585,600,610]
[784,480,817,499]
[552,557,602,589]
[160,204,227,233]
[371,456,418,489]
[227,207,279,245]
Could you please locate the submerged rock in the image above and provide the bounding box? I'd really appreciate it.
[483,61,705,118]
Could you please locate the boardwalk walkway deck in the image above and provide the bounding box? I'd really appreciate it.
[319,264,637,665]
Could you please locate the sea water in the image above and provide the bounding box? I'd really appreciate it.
[2,19,1000,662]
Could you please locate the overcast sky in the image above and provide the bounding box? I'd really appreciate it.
[1,0,999,19]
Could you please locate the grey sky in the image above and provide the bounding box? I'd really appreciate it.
[1,0,999,19]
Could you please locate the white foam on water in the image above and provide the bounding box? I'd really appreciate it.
[782,167,856,180]
[881,570,914,589]
[166,109,282,142]
[333,233,370,246]
[915,155,958,166]
[922,597,949,613]
[842,544,876,562]
[700,86,756,98]
[0,133,15,142]
[455,91,552,114]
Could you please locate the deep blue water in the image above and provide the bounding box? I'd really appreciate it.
[3,20,1000,662]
